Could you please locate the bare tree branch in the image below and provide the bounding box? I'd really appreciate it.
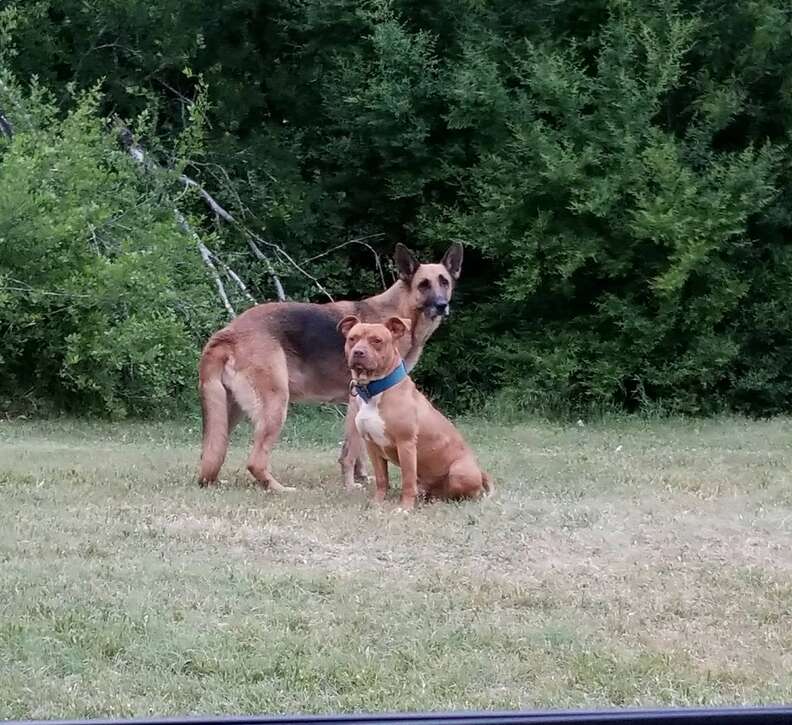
[173,173,290,301]
[176,157,325,302]
[184,159,338,302]
[0,107,12,139]
[174,209,236,318]
[179,174,234,223]
[118,127,238,318]
[155,78,195,108]
[209,250,256,304]
[299,234,387,290]
[246,237,287,301]
[124,131,287,307]
[163,157,287,301]
[119,123,359,305]
[243,226,334,301]
[0,77,29,134]
[124,131,286,301]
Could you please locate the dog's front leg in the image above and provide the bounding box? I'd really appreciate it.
[365,441,390,503]
[339,397,368,490]
[396,440,418,511]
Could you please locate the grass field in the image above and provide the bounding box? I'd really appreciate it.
[2,410,792,719]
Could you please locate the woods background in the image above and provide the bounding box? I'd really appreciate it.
[1,0,791,419]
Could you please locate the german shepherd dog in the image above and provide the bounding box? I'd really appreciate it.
[198,243,463,491]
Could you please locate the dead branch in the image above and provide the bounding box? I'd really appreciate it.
[174,209,236,318]
[209,250,256,304]
[0,77,29,134]
[245,237,287,301]
[184,158,335,302]
[119,123,359,305]
[179,174,234,223]
[0,107,12,139]
[174,172,287,301]
[155,78,195,108]
[119,127,238,318]
[299,234,387,290]
[242,225,334,301]
[157,158,286,302]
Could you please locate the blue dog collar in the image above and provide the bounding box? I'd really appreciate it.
[353,361,407,403]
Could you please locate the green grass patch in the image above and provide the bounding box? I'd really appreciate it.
[1,413,791,718]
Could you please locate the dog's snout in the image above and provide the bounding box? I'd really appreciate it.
[352,348,365,358]
[434,301,448,313]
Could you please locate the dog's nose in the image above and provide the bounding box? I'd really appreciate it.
[353,349,365,358]
[434,301,448,314]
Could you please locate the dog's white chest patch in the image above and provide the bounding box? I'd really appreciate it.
[355,397,390,447]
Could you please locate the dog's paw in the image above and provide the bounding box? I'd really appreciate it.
[266,480,296,493]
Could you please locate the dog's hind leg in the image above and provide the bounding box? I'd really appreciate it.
[227,392,243,435]
[353,448,369,484]
[231,358,294,493]
[443,457,489,501]
[248,398,293,492]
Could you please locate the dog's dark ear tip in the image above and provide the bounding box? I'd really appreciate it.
[394,242,416,258]
[394,242,419,281]
[441,240,464,279]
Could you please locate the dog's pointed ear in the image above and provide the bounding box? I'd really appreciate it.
[337,315,360,338]
[441,241,464,280]
[394,243,419,283]
[385,316,411,340]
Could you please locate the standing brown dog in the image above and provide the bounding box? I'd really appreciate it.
[339,315,493,510]
[198,243,463,491]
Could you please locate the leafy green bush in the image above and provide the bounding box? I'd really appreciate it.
[0,83,223,416]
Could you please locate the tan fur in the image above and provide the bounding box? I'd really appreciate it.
[340,316,493,511]
[198,244,463,490]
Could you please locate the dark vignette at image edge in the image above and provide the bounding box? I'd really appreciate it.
[5,705,792,725]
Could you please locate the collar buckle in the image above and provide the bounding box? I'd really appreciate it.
[348,360,406,403]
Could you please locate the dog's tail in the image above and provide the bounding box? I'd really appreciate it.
[198,336,232,485]
[481,471,495,497]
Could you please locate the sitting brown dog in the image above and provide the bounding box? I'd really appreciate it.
[338,315,493,510]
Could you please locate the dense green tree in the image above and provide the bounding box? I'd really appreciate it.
[2,0,792,416]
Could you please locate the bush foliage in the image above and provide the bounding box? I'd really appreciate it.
[2,0,792,416]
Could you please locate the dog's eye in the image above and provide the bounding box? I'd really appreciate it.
[438,275,449,288]
[418,279,430,291]
[371,337,383,345]
[348,335,359,343]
